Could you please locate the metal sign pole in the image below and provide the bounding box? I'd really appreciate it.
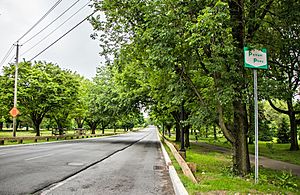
[254,69,259,183]
[244,47,267,184]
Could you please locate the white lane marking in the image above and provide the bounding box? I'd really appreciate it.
[25,153,53,161]
[41,178,70,195]
[0,153,7,156]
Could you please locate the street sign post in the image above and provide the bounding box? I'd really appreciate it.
[244,47,268,184]
[244,47,268,70]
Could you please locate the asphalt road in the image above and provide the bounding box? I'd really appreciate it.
[0,126,175,195]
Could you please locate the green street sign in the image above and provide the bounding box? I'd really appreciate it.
[244,47,268,69]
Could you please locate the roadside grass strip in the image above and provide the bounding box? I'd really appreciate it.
[164,141,300,194]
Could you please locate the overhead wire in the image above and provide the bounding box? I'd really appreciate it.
[1,0,62,68]
[7,48,19,65]
[0,44,15,67]
[30,10,97,61]
[22,0,81,45]
[22,1,91,56]
[17,0,63,42]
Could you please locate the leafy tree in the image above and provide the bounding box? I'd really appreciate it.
[71,77,91,128]
[93,66,115,134]
[258,109,273,142]
[48,71,80,134]
[0,75,8,130]
[258,0,300,151]
[0,61,79,136]
[247,102,274,142]
[90,0,278,176]
[85,81,101,134]
[0,116,5,131]
[277,118,290,144]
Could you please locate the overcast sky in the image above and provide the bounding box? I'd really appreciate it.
[0,0,104,79]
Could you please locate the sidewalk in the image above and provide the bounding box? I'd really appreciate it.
[193,141,300,177]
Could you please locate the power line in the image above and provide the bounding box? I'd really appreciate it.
[1,0,63,67]
[22,1,90,56]
[22,0,81,45]
[17,0,63,42]
[29,10,97,61]
[0,44,15,67]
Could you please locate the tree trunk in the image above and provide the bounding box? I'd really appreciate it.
[57,123,64,135]
[34,122,41,136]
[102,127,105,134]
[0,122,3,131]
[75,117,84,128]
[184,126,190,148]
[91,126,96,134]
[89,123,96,134]
[287,99,299,151]
[171,111,181,142]
[167,126,171,137]
[205,126,208,138]
[213,125,217,140]
[228,0,251,176]
[59,128,64,135]
[16,120,20,131]
[232,100,251,176]
[268,99,299,151]
[175,123,180,142]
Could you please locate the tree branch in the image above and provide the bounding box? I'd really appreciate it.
[174,64,205,105]
[216,103,234,144]
[268,99,289,115]
[171,111,180,124]
[195,49,209,74]
[182,71,205,106]
[255,0,274,31]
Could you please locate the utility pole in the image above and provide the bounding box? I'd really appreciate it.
[12,42,19,137]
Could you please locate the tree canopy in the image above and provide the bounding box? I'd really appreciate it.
[90,0,300,176]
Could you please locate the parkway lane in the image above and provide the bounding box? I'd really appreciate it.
[0,126,175,195]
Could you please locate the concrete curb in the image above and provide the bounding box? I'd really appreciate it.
[164,139,198,184]
[156,130,188,195]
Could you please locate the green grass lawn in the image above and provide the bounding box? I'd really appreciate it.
[184,132,300,166]
[164,141,300,194]
[0,128,130,146]
[0,129,53,137]
[248,142,300,165]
